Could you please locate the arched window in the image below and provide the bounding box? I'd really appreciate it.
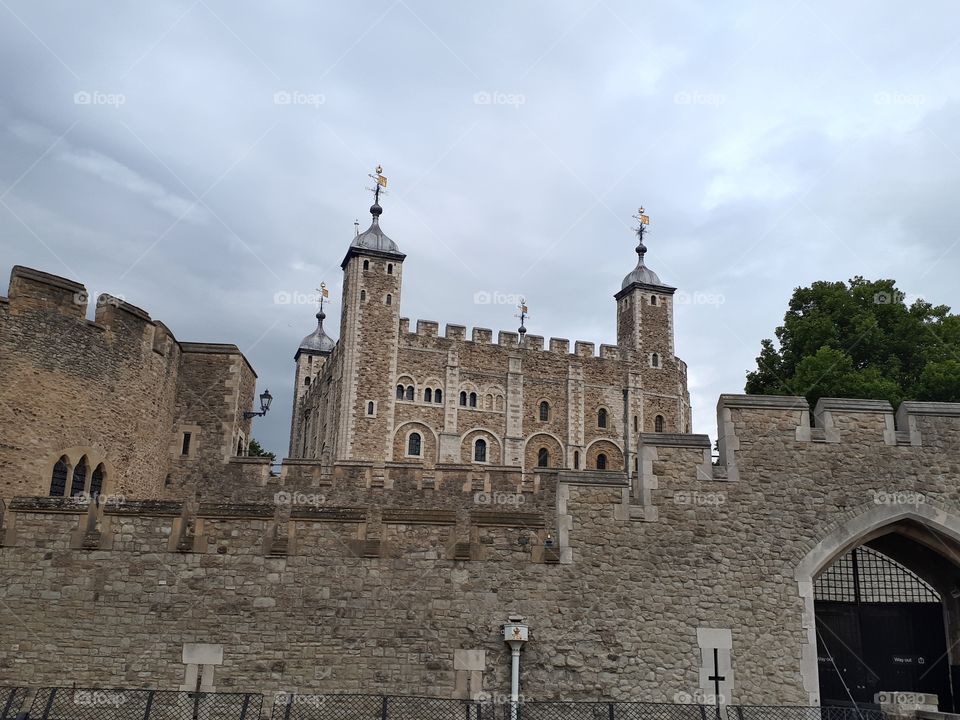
[237,438,244,456]
[495,395,504,411]
[360,289,366,301]
[655,415,665,433]
[367,401,375,415]
[396,385,405,399]
[573,451,580,469]
[386,294,392,306]
[49,456,69,496]
[651,353,660,368]
[537,448,549,468]
[459,391,467,406]
[363,259,369,270]
[598,408,608,428]
[387,263,393,274]
[424,388,433,403]
[596,453,607,470]
[485,394,493,410]
[70,456,88,497]
[633,415,638,432]
[469,392,477,407]
[90,464,105,497]
[435,389,443,403]
[539,401,549,421]
[651,295,658,305]
[407,432,422,456]
[405,386,414,401]
[474,438,487,462]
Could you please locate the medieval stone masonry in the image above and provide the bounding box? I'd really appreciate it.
[1,200,959,709]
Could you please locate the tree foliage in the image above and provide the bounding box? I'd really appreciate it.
[247,438,276,462]
[745,277,960,408]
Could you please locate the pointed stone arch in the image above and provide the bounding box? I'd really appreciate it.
[795,501,960,705]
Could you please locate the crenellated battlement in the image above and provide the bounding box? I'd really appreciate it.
[396,316,628,360]
[0,265,258,500]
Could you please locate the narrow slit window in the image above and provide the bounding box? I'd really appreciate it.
[49,456,69,497]
[181,432,192,456]
[408,432,422,456]
[474,438,487,463]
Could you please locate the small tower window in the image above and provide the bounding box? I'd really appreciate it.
[49,456,69,497]
[459,391,467,406]
[573,451,580,469]
[651,295,658,305]
[539,401,549,421]
[597,453,607,470]
[70,456,88,497]
[633,415,638,432]
[408,432,422,457]
[469,392,477,407]
[304,376,311,386]
[386,294,392,306]
[367,401,375,416]
[537,448,549,468]
[360,290,366,301]
[405,386,414,401]
[474,438,487,462]
[435,389,443,403]
[387,263,393,274]
[396,385,404,400]
[651,353,660,368]
[655,415,665,433]
[363,259,370,270]
[424,388,432,403]
[598,408,608,428]
[181,432,192,456]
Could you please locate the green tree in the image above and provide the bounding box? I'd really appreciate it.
[745,277,960,407]
[247,439,276,462]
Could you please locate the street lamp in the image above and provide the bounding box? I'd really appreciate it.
[244,389,273,419]
[502,615,528,720]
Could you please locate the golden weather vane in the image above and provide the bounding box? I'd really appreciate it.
[367,165,388,205]
[316,282,329,313]
[631,206,650,242]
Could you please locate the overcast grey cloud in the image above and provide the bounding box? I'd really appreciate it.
[2,1,958,456]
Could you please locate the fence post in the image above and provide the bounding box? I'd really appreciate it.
[608,702,615,720]
[1,690,18,720]
[143,690,155,720]
[381,696,389,720]
[41,689,57,720]
[239,694,251,720]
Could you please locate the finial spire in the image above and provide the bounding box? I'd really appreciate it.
[631,206,650,257]
[516,299,529,342]
[315,282,329,322]
[354,219,360,238]
[367,165,388,221]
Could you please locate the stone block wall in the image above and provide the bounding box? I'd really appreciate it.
[1,395,958,706]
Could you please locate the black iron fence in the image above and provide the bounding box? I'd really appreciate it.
[0,689,887,720]
[25,688,262,720]
[0,688,27,720]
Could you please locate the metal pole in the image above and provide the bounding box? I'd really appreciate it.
[510,647,520,720]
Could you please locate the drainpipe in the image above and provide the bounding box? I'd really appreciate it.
[502,615,529,720]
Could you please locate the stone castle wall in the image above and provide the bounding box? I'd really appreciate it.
[0,266,258,501]
[294,312,691,473]
[1,395,957,705]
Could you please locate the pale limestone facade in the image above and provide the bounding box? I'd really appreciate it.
[289,203,692,482]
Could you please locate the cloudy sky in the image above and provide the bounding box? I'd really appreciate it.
[2,2,958,456]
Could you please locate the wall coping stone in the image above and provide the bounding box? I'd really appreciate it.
[638,432,711,449]
[718,394,808,411]
[814,397,894,413]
